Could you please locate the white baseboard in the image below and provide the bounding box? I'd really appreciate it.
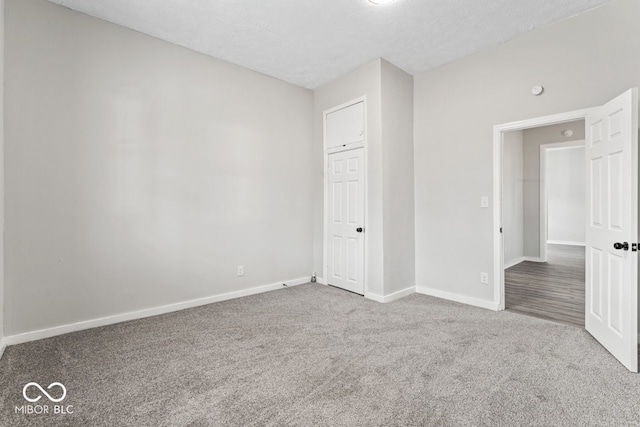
[366,286,415,303]
[366,293,385,303]
[4,277,310,347]
[416,286,500,311]
[0,338,6,361]
[504,257,525,269]
[316,276,327,285]
[504,256,544,269]
[547,240,586,247]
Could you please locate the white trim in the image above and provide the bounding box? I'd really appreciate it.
[366,286,415,303]
[504,256,545,269]
[0,339,6,360]
[547,240,586,247]
[316,276,327,285]
[366,293,385,303]
[416,286,500,311]
[540,141,585,263]
[504,257,525,269]
[492,109,596,133]
[504,256,524,270]
[493,107,596,311]
[326,142,364,155]
[323,96,367,119]
[631,89,639,372]
[3,277,309,346]
[540,141,587,151]
[323,96,368,297]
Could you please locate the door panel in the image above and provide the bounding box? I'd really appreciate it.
[327,148,365,295]
[332,182,343,223]
[332,236,343,279]
[608,152,623,230]
[590,157,603,227]
[590,247,603,320]
[585,88,638,372]
[608,253,623,336]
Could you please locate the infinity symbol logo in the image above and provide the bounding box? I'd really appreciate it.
[22,382,67,403]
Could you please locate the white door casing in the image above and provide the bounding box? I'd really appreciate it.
[494,108,596,311]
[585,88,638,372]
[327,148,365,295]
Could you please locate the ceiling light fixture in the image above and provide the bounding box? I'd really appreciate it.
[369,0,395,5]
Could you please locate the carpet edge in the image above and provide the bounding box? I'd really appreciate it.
[4,276,310,346]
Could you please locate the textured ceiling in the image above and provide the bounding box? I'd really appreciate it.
[48,0,612,89]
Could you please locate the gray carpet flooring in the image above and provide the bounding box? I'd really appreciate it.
[1,284,639,426]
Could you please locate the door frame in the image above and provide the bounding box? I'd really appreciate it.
[539,140,586,262]
[493,108,596,310]
[322,96,369,296]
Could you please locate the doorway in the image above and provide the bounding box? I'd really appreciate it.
[502,125,586,327]
[493,88,639,372]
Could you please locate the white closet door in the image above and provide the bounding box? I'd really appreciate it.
[327,148,365,295]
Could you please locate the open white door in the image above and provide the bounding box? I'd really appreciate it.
[585,88,638,372]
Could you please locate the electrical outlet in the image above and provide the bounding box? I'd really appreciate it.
[480,272,489,284]
[237,265,244,276]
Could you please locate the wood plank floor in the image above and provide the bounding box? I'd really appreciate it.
[505,244,585,327]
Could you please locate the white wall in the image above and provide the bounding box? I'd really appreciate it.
[4,0,315,335]
[546,147,586,245]
[414,0,640,305]
[522,122,585,257]
[381,59,415,295]
[502,131,523,267]
[313,59,385,296]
